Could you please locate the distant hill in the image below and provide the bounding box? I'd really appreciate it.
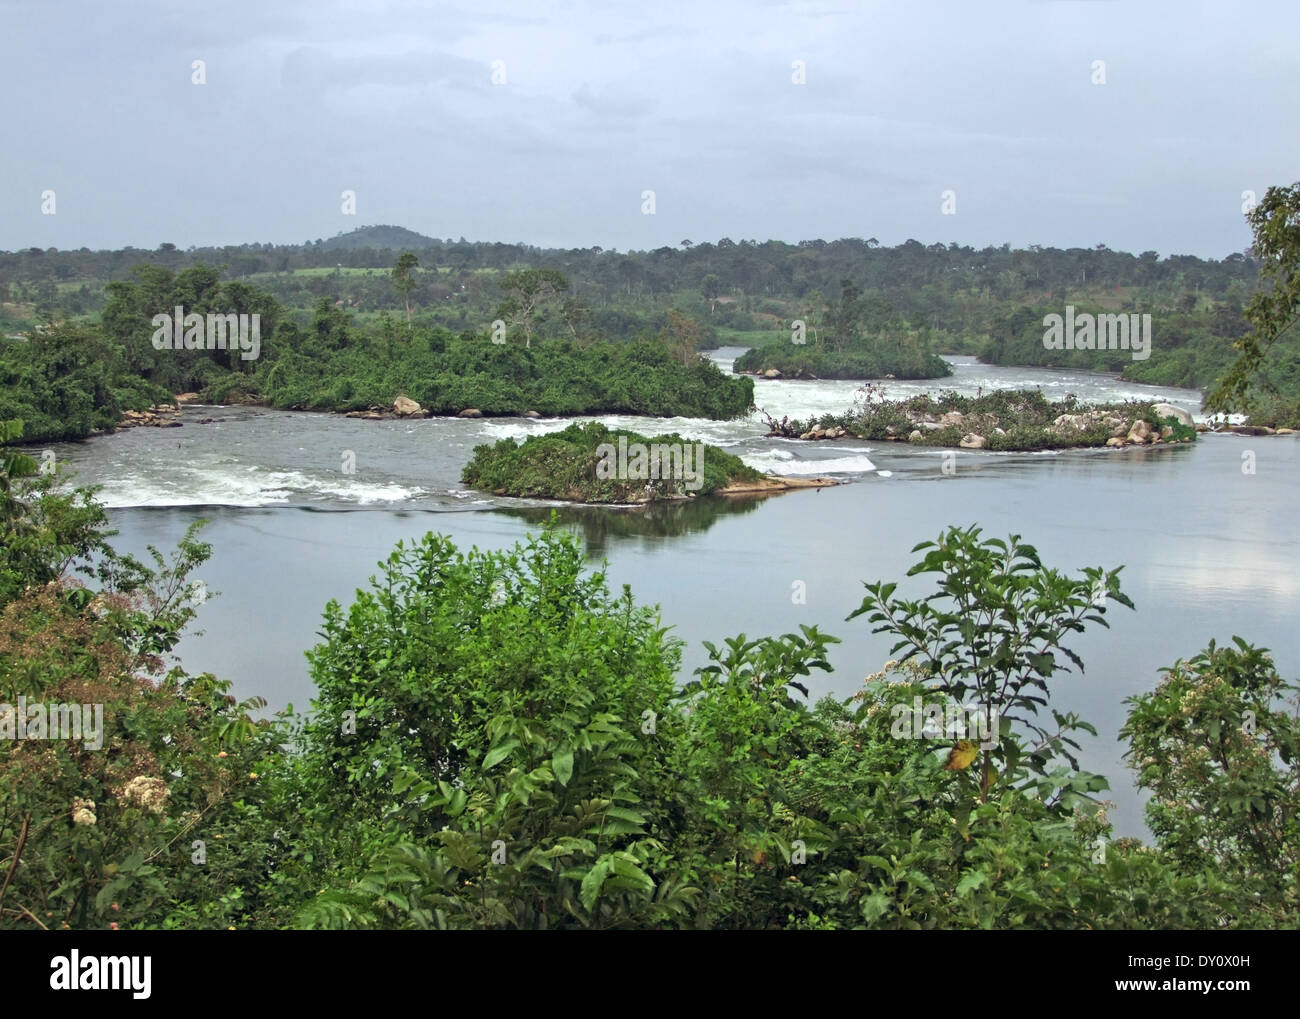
[319,225,440,252]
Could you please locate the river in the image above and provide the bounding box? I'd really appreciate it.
[44,350,1300,837]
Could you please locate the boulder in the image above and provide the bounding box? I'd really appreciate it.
[959,433,987,450]
[939,411,964,427]
[1106,437,1126,448]
[522,410,541,419]
[457,408,483,418]
[393,396,423,416]
[174,392,200,403]
[1226,424,1274,435]
[1278,427,1298,435]
[1159,425,1173,440]
[1153,403,1194,427]
[994,427,1006,435]
[1052,413,1090,431]
[1127,419,1152,444]
[909,429,922,442]
[763,368,782,379]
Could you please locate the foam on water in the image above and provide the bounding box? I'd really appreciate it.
[93,464,422,508]
[742,452,877,475]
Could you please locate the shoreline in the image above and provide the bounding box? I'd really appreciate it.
[35,391,1298,452]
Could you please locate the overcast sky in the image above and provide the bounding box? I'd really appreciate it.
[2,0,1296,257]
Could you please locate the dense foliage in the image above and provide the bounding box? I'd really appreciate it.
[0,425,283,930]
[1207,181,1300,427]
[733,279,953,379]
[462,421,762,502]
[2,446,1294,929]
[0,266,754,443]
[6,208,1300,428]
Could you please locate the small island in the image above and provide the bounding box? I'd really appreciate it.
[762,387,1200,451]
[463,421,835,503]
[733,343,953,382]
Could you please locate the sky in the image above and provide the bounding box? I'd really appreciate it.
[1,0,1297,257]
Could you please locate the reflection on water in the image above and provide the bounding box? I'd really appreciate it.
[498,495,764,557]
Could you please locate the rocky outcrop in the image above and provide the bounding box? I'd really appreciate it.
[1153,403,1194,427]
[1050,410,1126,437]
[1127,419,1152,444]
[718,475,836,496]
[1224,424,1276,436]
[117,405,182,430]
[798,425,849,440]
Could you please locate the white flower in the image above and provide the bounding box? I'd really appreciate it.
[71,797,97,826]
[120,775,170,814]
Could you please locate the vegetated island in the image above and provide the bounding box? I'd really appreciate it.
[462,421,834,504]
[733,343,953,381]
[762,385,1202,451]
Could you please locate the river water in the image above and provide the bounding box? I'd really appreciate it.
[44,350,1299,836]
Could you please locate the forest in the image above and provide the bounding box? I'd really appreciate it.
[4,223,1298,437]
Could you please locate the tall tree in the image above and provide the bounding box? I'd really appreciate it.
[495,268,569,348]
[701,274,720,314]
[662,309,702,366]
[829,279,861,352]
[391,252,419,325]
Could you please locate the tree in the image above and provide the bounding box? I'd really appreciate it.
[559,295,593,345]
[391,252,419,325]
[850,526,1130,806]
[802,289,824,347]
[1207,181,1300,416]
[494,268,569,348]
[700,274,720,314]
[661,309,702,366]
[829,279,861,352]
[1122,637,1299,901]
